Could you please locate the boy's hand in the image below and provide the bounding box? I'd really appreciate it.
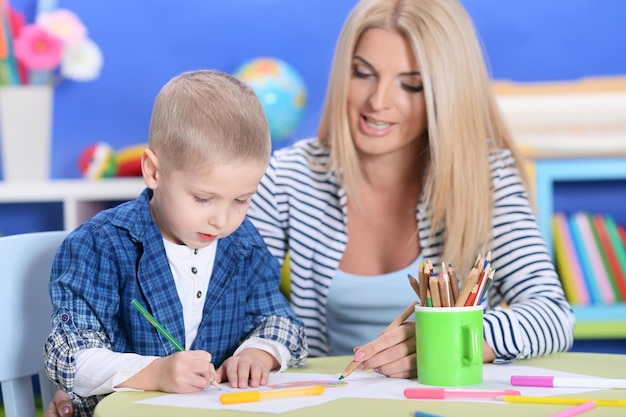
[117,350,217,393]
[45,390,73,417]
[216,348,278,389]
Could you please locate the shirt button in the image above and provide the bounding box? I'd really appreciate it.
[61,313,70,323]
[194,249,198,255]
[191,267,198,274]
[196,291,202,299]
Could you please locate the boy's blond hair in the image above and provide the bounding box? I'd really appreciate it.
[149,70,271,173]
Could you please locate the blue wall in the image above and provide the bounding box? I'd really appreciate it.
[3,0,626,179]
[1,1,624,355]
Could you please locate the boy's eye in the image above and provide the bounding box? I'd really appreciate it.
[235,198,250,205]
[194,196,210,203]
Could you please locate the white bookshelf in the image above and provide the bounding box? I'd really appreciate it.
[0,178,145,230]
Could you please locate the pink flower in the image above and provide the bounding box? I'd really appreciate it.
[37,9,87,45]
[13,24,64,71]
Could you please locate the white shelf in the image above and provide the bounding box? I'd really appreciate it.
[0,178,145,230]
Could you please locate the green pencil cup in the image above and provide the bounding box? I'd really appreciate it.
[414,305,483,386]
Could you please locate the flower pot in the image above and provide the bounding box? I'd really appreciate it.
[0,85,53,182]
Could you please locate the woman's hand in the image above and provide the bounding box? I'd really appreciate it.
[351,322,497,379]
[352,321,417,379]
[483,339,496,362]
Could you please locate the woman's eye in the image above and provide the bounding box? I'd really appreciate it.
[194,196,210,203]
[402,83,424,93]
[235,198,250,205]
[352,67,372,78]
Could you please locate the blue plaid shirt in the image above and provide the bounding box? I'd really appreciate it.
[44,188,307,416]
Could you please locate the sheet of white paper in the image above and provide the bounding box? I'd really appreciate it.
[135,364,608,413]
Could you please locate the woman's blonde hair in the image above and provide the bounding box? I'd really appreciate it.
[149,70,271,173]
[318,0,528,274]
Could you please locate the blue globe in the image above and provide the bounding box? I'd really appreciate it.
[234,57,307,142]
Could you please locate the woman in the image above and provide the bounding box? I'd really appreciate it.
[246,0,575,378]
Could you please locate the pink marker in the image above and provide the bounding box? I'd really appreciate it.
[511,375,626,389]
[403,387,521,400]
[549,401,596,417]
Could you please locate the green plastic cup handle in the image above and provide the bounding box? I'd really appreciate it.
[461,325,479,365]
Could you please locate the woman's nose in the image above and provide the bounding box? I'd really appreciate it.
[368,80,392,110]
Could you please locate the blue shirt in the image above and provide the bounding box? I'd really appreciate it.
[45,188,307,416]
[327,256,422,355]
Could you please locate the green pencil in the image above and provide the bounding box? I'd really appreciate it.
[130,298,220,389]
[130,298,185,351]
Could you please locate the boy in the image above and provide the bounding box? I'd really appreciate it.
[44,70,307,416]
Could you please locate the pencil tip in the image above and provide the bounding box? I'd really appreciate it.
[338,375,344,380]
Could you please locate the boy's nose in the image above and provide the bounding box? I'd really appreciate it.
[208,208,228,230]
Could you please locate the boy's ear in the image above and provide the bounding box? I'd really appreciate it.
[141,149,160,189]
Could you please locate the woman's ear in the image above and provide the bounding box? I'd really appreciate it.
[141,149,160,189]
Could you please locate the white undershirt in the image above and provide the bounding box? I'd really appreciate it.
[73,239,289,396]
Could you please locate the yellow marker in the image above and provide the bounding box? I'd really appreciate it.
[498,395,626,408]
[220,385,324,404]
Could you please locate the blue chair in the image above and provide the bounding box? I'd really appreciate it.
[0,231,68,417]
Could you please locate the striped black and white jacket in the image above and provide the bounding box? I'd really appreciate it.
[248,138,575,361]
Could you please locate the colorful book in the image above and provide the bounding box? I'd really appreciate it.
[568,213,601,304]
[605,216,626,301]
[592,214,626,301]
[552,212,589,304]
[574,212,616,303]
[618,223,626,248]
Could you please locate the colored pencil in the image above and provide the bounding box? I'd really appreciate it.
[455,267,479,307]
[414,411,446,417]
[429,276,442,307]
[413,411,443,417]
[464,283,479,307]
[447,264,460,304]
[478,273,493,305]
[471,267,490,306]
[407,273,421,299]
[440,263,452,306]
[418,262,429,307]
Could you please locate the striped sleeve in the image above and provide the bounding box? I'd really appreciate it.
[482,150,575,362]
[248,139,346,356]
